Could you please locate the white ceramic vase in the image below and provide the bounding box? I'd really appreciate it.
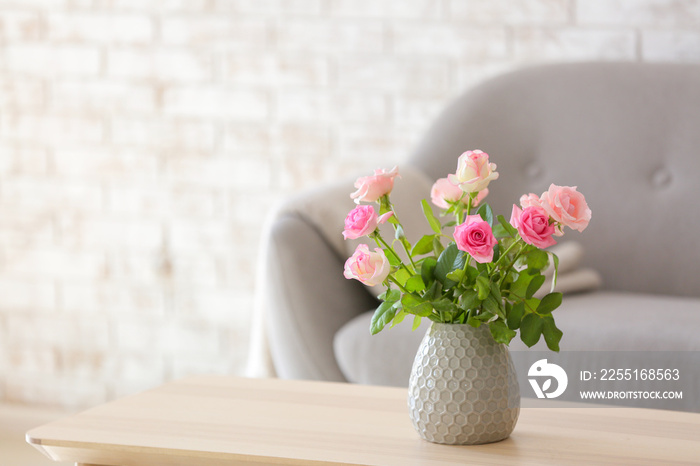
[407,322,520,445]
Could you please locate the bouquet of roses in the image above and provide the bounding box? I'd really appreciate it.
[342,150,591,351]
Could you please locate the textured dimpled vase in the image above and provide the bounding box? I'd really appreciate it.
[407,323,520,445]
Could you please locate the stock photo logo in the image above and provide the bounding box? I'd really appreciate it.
[528,359,568,399]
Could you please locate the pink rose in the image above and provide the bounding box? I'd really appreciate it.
[539,184,591,233]
[342,206,393,240]
[453,215,497,263]
[510,205,557,249]
[447,150,499,194]
[350,166,400,204]
[343,244,391,286]
[519,193,542,209]
[431,178,488,209]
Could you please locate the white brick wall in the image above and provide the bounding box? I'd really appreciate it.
[47,12,153,44]
[0,0,698,409]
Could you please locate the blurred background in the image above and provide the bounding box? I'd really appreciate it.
[0,0,699,410]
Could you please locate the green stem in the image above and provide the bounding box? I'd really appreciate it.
[379,195,417,271]
[404,246,418,270]
[457,253,473,289]
[493,239,521,269]
[455,193,473,225]
[387,275,411,294]
[373,232,414,275]
[453,204,462,229]
[498,242,527,289]
[465,194,473,220]
[387,203,418,271]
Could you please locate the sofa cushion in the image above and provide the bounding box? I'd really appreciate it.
[334,291,700,387]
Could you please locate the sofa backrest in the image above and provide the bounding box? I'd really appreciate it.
[408,62,700,298]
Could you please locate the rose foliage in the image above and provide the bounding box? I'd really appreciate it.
[343,150,591,351]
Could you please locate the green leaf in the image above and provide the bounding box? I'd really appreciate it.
[525,298,540,313]
[510,271,533,298]
[459,289,481,311]
[475,275,490,300]
[446,269,465,283]
[423,280,442,301]
[431,298,456,314]
[550,252,559,292]
[507,302,525,330]
[378,289,401,303]
[384,248,402,267]
[435,243,466,288]
[406,274,426,292]
[476,203,494,226]
[370,301,396,335]
[492,224,508,238]
[482,295,505,320]
[393,267,411,286]
[491,243,501,264]
[412,315,422,331]
[473,311,497,322]
[390,307,408,328]
[432,236,445,256]
[542,315,563,351]
[421,199,442,234]
[412,235,435,256]
[522,248,549,270]
[489,280,502,303]
[520,313,544,347]
[489,320,517,345]
[420,257,437,288]
[401,293,433,317]
[537,292,563,315]
[415,304,435,317]
[496,215,518,238]
[526,274,546,299]
[466,316,482,328]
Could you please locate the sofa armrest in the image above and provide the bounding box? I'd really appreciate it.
[250,165,434,382]
[264,213,379,382]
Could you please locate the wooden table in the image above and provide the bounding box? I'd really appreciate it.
[27,375,700,465]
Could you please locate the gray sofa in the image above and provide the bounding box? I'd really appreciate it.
[255,62,700,412]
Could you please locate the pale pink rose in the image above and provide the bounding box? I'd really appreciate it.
[453,215,497,263]
[342,206,393,240]
[431,177,465,209]
[540,184,591,233]
[343,244,391,286]
[350,166,400,204]
[519,193,542,209]
[431,178,489,209]
[447,150,499,194]
[510,205,557,249]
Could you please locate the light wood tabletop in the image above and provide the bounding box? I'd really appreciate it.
[26,375,700,466]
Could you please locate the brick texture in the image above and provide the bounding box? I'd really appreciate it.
[0,0,698,409]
